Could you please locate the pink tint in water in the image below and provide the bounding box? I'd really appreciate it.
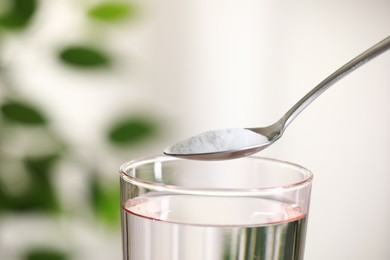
[122,195,307,260]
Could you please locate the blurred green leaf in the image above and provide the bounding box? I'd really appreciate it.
[107,117,158,146]
[24,248,68,260]
[0,0,37,30]
[24,154,59,176]
[91,179,120,227]
[58,46,111,68]
[23,155,60,212]
[88,2,134,22]
[0,155,60,213]
[1,101,47,125]
[0,183,8,210]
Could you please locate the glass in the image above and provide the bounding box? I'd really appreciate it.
[120,156,313,260]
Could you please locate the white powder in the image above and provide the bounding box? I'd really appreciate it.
[167,128,269,154]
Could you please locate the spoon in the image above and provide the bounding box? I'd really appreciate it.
[164,35,390,160]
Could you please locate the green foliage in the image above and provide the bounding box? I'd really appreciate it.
[0,155,60,213]
[88,2,135,22]
[24,248,69,260]
[0,1,162,258]
[1,101,47,125]
[108,117,158,146]
[58,46,111,68]
[0,0,37,30]
[91,178,120,227]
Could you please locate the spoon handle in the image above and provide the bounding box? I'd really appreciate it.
[281,35,390,129]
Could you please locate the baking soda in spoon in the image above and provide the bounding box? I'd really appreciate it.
[166,128,269,155]
[164,36,390,160]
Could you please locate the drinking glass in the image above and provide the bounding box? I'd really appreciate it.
[120,156,313,260]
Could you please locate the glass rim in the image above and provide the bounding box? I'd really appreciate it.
[120,155,313,196]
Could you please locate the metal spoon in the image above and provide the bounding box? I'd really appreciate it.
[164,35,390,160]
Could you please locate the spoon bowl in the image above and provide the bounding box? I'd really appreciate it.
[164,35,390,160]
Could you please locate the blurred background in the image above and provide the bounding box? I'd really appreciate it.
[0,0,389,259]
